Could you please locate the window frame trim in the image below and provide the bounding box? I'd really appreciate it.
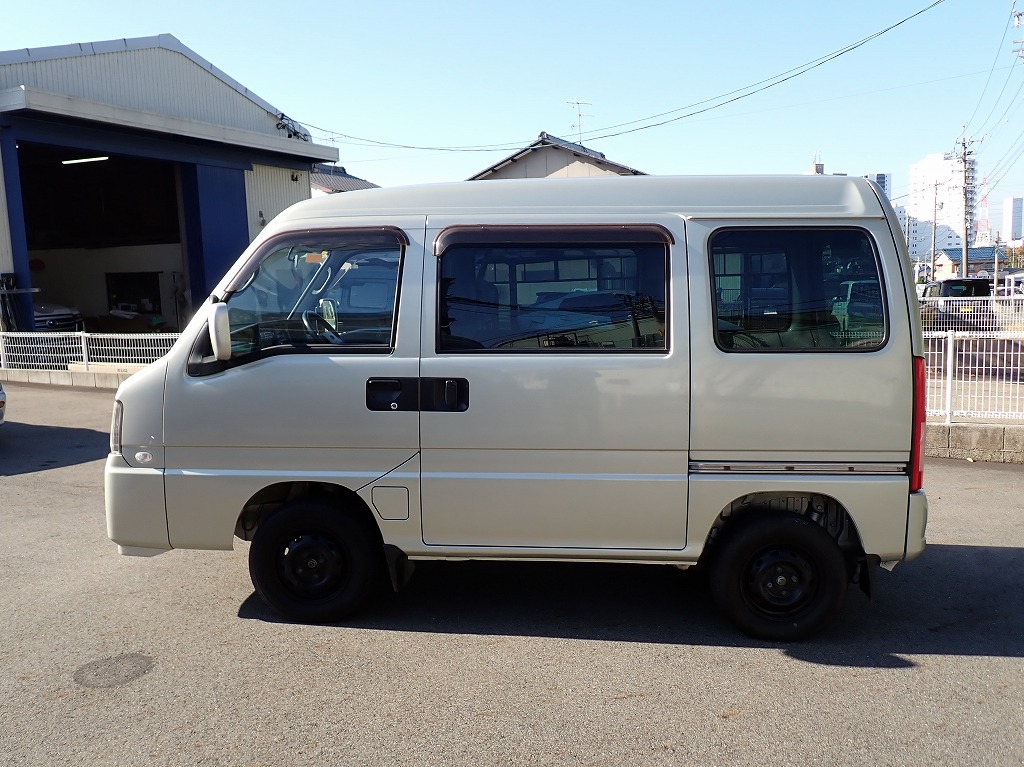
[433,223,674,256]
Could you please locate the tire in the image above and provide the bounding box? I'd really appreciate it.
[248,500,381,623]
[710,511,848,641]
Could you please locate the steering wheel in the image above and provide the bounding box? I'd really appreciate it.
[302,310,344,344]
[727,330,770,348]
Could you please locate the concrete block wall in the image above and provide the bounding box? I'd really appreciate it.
[0,368,132,390]
[925,422,1024,464]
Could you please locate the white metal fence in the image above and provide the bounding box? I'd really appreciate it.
[1,315,1024,423]
[923,331,1024,422]
[919,294,1024,334]
[918,295,1024,421]
[0,331,180,371]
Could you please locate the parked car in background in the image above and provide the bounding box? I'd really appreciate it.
[831,279,885,333]
[32,297,85,332]
[0,382,6,426]
[920,277,995,331]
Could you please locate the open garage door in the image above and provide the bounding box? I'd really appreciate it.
[17,143,189,331]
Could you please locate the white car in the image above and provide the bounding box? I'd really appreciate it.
[0,382,6,426]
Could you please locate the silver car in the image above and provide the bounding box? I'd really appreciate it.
[0,382,6,426]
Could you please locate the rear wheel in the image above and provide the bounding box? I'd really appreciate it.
[248,500,380,622]
[710,512,848,641]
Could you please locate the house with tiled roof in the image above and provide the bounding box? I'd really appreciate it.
[936,246,1009,280]
[469,132,645,180]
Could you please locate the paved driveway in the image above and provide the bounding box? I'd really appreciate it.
[0,382,1021,766]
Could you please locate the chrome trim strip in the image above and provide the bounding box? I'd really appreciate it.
[689,462,907,475]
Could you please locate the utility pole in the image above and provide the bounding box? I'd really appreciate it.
[994,232,1001,294]
[958,135,975,278]
[930,181,938,281]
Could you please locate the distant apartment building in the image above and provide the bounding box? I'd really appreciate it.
[862,173,892,200]
[906,152,977,259]
[1002,197,1023,245]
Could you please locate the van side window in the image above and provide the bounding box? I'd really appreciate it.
[436,228,669,351]
[711,228,886,351]
[220,230,404,360]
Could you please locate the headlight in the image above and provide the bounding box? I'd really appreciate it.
[110,400,123,454]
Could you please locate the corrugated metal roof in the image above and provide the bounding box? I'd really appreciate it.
[469,131,646,180]
[0,34,337,162]
[310,164,379,193]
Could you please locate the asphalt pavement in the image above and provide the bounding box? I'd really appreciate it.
[0,382,1022,766]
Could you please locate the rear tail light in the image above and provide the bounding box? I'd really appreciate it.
[910,356,926,492]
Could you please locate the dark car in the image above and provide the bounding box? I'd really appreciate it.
[920,278,995,331]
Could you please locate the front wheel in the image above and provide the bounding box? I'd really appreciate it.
[710,512,848,641]
[248,501,381,623]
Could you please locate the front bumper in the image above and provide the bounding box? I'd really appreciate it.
[104,453,171,555]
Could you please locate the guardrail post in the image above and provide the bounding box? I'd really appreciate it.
[80,331,90,371]
[943,330,955,425]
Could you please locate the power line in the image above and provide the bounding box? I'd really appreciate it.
[963,0,1017,135]
[583,1,948,142]
[301,0,947,153]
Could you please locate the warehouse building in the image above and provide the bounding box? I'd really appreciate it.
[0,34,337,331]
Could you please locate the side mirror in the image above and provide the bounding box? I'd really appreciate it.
[209,303,231,361]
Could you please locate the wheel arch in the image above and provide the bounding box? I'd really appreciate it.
[234,481,382,545]
[234,480,414,591]
[699,490,868,585]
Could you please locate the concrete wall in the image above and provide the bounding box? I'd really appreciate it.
[926,422,1024,463]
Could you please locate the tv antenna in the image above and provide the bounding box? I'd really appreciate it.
[568,101,593,143]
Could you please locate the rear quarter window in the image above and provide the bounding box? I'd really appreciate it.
[711,228,886,351]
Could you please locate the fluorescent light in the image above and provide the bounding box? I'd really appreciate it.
[61,156,108,165]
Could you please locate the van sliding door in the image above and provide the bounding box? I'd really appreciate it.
[417,220,689,551]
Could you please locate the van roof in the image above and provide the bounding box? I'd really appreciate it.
[278,175,887,223]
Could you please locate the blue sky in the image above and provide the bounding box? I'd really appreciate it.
[3,0,1023,209]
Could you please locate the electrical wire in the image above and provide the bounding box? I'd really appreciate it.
[963,0,1017,136]
[301,0,947,153]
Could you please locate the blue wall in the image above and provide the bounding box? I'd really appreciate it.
[179,164,250,301]
[0,126,34,328]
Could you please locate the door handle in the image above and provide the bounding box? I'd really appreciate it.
[366,377,418,411]
[445,379,459,409]
[420,377,469,412]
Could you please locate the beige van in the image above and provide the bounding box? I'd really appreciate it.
[105,175,928,640]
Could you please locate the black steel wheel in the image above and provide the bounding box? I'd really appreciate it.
[249,501,380,623]
[710,512,848,641]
